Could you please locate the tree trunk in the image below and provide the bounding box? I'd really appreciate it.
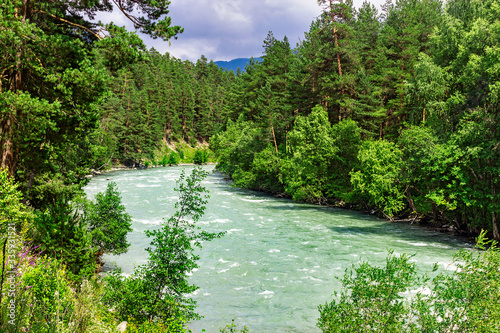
[1,0,29,176]
[431,202,438,221]
[328,1,343,77]
[269,114,278,154]
[0,115,16,176]
[493,212,499,241]
[405,187,417,214]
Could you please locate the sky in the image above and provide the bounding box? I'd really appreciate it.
[98,0,386,62]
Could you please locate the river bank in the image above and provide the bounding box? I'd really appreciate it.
[87,162,216,177]
[89,163,474,242]
[84,165,471,332]
[211,170,476,243]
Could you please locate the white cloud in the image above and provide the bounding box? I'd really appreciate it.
[156,38,220,61]
[212,0,252,26]
[92,0,387,62]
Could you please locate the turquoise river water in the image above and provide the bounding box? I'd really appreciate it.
[84,165,471,333]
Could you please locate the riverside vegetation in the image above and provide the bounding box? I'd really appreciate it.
[1,0,500,331]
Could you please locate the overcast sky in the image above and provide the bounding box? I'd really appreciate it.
[100,0,386,62]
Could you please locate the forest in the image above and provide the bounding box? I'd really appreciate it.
[1,0,500,332]
[210,0,500,241]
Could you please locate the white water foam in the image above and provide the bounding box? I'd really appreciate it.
[240,197,270,203]
[259,290,274,296]
[135,184,161,188]
[210,218,231,224]
[133,218,163,226]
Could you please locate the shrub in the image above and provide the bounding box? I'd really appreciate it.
[102,168,225,329]
[318,231,500,333]
[318,251,421,332]
[84,182,133,262]
[0,249,116,333]
[219,319,249,333]
[177,148,185,160]
[167,152,180,165]
[193,149,208,165]
[160,154,169,167]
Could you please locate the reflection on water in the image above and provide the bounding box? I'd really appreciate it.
[85,165,471,333]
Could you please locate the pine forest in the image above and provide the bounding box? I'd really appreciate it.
[1,0,500,332]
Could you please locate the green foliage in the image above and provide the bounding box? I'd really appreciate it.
[0,251,116,333]
[168,152,180,165]
[327,118,362,201]
[95,52,235,168]
[85,182,133,256]
[193,149,209,165]
[0,169,31,235]
[160,154,169,167]
[33,204,95,281]
[210,118,269,183]
[399,126,464,217]
[95,24,148,72]
[318,231,500,333]
[102,168,224,327]
[350,140,405,218]
[318,251,421,332]
[284,105,336,202]
[405,53,449,127]
[415,231,500,332]
[28,178,95,280]
[219,319,250,333]
[125,320,188,333]
[177,148,185,160]
[15,256,74,332]
[248,145,283,193]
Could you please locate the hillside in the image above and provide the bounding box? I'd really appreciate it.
[214,57,262,72]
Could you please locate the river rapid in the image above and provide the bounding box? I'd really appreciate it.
[84,165,471,332]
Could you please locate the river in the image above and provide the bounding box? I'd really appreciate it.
[84,165,471,332]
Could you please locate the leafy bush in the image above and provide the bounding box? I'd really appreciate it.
[193,149,208,165]
[0,168,32,236]
[32,200,95,281]
[318,231,500,332]
[102,168,225,328]
[177,148,185,160]
[318,251,421,332]
[350,140,405,219]
[84,182,133,260]
[160,154,169,167]
[0,249,116,333]
[125,320,187,333]
[167,152,180,165]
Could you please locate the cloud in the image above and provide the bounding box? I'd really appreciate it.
[145,0,326,61]
[94,0,387,62]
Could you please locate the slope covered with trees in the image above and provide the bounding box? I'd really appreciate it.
[93,53,235,168]
[211,0,500,241]
[2,0,500,331]
[0,0,222,331]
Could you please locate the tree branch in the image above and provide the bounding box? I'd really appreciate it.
[35,10,103,40]
[112,0,143,27]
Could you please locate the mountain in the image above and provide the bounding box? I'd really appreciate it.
[214,57,262,72]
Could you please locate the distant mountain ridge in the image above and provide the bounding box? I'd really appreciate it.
[214,57,263,72]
